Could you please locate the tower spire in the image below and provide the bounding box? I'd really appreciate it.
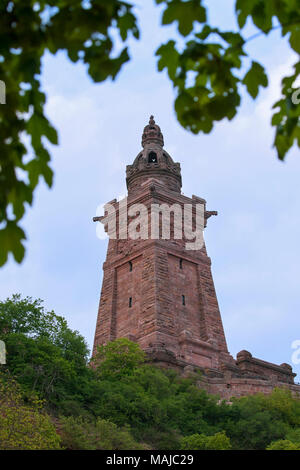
[141,115,164,148]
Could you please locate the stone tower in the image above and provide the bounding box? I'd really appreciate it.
[93,117,299,398]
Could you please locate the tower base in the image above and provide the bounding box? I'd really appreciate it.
[145,347,300,399]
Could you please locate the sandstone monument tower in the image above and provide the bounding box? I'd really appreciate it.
[93,116,299,398]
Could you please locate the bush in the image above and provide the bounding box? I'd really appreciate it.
[181,431,231,450]
[266,440,300,450]
[0,374,61,450]
[286,428,300,445]
[92,337,146,379]
[59,416,147,450]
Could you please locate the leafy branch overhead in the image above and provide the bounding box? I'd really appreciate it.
[156,0,300,153]
[0,0,299,267]
[0,0,139,267]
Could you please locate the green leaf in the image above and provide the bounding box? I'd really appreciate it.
[271,66,300,161]
[242,61,268,98]
[117,12,139,41]
[235,0,258,29]
[196,25,213,40]
[175,90,214,134]
[26,113,58,149]
[162,0,206,36]
[86,47,130,82]
[207,92,240,121]
[289,26,300,54]
[218,31,244,47]
[156,41,179,81]
[251,1,272,32]
[26,158,53,188]
[8,181,33,220]
[0,222,26,266]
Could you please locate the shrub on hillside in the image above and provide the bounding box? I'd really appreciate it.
[59,416,148,450]
[181,431,231,450]
[0,374,61,450]
[266,440,300,450]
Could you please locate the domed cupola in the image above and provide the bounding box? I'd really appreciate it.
[126,116,182,194]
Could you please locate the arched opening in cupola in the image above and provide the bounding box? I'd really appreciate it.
[148,151,158,163]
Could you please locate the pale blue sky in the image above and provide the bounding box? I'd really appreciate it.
[1,1,300,379]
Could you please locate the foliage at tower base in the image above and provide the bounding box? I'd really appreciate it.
[1,294,300,450]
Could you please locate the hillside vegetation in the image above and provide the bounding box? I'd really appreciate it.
[1,294,300,450]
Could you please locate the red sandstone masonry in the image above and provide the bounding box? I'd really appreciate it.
[93,117,300,399]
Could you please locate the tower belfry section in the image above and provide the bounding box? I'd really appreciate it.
[93,116,299,398]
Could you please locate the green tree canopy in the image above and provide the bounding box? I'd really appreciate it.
[0,0,299,266]
[92,337,146,380]
[222,388,300,450]
[2,302,300,451]
[0,293,89,361]
[0,294,91,412]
